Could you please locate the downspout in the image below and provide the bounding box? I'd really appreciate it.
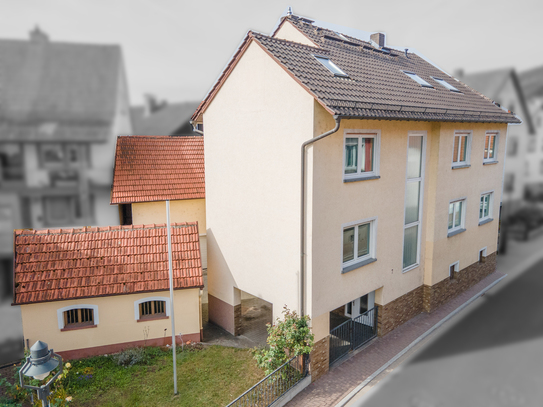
[300,115,341,316]
[190,120,204,136]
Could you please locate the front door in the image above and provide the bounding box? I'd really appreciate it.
[345,291,375,324]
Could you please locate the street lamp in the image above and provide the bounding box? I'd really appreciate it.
[19,340,63,407]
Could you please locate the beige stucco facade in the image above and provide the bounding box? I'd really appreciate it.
[202,25,508,342]
[20,288,201,355]
[131,199,207,268]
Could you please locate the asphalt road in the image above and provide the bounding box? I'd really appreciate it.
[351,255,543,407]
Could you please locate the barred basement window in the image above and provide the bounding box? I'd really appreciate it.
[63,308,94,328]
[139,300,166,320]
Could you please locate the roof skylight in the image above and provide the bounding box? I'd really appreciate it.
[335,31,348,40]
[431,77,461,93]
[402,71,433,88]
[314,55,349,77]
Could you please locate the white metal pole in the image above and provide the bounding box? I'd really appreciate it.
[166,200,178,394]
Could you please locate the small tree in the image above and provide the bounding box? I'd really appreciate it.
[253,306,314,375]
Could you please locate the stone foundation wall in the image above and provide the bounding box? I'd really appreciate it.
[234,303,242,336]
[423,252,497,313]
[310,335,329,382]
[377,285,423,337]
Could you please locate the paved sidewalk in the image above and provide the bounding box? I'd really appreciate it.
[286,271,506,407]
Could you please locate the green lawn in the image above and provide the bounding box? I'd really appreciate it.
[1,345,265,407]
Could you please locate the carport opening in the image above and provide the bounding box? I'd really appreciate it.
[239,290,272,346]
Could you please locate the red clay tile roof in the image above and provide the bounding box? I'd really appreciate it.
[13,222,204,305]
[192,15,520,124]
[110,136,205,204]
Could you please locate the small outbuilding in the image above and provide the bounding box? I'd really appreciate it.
[13,222,203,359]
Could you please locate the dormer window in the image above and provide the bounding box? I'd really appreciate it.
[431,77,461,93]
[402,71,433,88]
[314,56,349,77]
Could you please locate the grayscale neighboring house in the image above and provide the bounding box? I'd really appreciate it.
[458,68,535,215]
[130,96,200,135]
[0,27,132,300]
[519,65,543,199]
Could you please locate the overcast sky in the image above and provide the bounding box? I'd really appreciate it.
[3,0,542,105]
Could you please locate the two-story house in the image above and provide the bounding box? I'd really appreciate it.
[0,27,132,298]
[110,135,207,268]
[458,68,534,216]
[520,65,543,199]
[191,14,519,380]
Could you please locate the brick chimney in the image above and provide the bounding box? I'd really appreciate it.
[370,32,385,47]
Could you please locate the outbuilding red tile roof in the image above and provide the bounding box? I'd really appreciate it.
[13,222,204,305]
[192,15,520,125]
[110,136,205,204]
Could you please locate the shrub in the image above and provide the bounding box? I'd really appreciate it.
[114,347,146,366]
[253,306,314,375]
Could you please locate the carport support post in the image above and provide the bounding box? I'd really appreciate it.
[166,200,178,395]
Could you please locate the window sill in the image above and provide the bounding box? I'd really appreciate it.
[342,257,377,274]
[452,164,470,170]
[483,161,498,166]
[447,228,466,238]
[478,218,493,226]
[61,324,97,332]
[344,175,380,183]
[137,315,168,323]
[402,263,419,273]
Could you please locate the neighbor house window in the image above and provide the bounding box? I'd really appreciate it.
[57,304,98,331]
[483,132,499,162]
[403,133,425,271]
[0,143,24,181]
[479,192,493,224]
[452,132,471,167]
[507,137,518,157]
[504,174,515,193]
[40,144,88,168]
[342,218,376,273]
[448,199,466,236]
[528,137,536,153]
[134,297,170,321]
[344,131,380,181]
[43,195,88,226]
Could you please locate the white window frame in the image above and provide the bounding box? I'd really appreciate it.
[313,55,349,77]
[402,71,434,88]
[343,129,381,181]
[448,198,467,236]
[134,296,170,321]
[449,261,459,279]
[341,217,377,272]
[483,131,499,163]
[402,131,426,273]
[57,304,99,330]
[431,76,461,93]
[479,191,494,223]
[452,131,472,167]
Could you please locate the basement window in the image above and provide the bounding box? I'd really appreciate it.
[431,77,461,93]
[57,304,99,331]
[403,71,433,88]
[314,55,349,77]
[134,297,170,321]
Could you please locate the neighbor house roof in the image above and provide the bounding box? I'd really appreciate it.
[461,68,534,134]
[131,101,200,135]
[110,136,205,204]
[192,15,519,124]
[519,65,543,100]
[13,222,204,305]
[0,27,121,142]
